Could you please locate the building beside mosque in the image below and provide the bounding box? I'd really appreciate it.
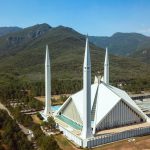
[42,37,150,148]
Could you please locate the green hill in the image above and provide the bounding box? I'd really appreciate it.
[0,27,22,37]
[0,24,150,94]
[131,48,150,64]
[0,24,102,80]
[0,23,51,57]
[89,32,150,57]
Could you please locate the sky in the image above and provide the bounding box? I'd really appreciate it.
[0,0,150,36]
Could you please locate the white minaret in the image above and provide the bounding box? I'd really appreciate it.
[81,36,93,139]
[44,45,51,116]
[104,47,109,84]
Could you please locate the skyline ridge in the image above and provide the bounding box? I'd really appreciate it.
[0,0,150,36]
[0,23,150,37]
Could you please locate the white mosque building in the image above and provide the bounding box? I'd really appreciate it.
[41,37,150,148]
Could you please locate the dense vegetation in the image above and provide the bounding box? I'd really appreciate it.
[0,24,149,111]
[0,109,61,150]
[0,75,44,111]
[0,27,22,37]
[0,24,150,80]
[131,48,150,64]
[0,110,33,150]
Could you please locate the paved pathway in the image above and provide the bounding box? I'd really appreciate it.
[0,102,34,141]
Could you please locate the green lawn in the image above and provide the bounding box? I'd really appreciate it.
[54,134,79,150]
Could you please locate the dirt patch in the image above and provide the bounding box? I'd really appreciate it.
[34,96,45,103]
[31,114,42,124]
[35,94,70,105]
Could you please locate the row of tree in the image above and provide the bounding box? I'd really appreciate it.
[0,75,82,102]
[1,73,150,106]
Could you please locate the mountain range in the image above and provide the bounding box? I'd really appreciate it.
[0,27,22,37]
[89,33,150,62]
[0,23,149,84]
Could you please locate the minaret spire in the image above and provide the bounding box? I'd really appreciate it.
[81,35,93,139]
[104,47,109,84]
[44,45,51,116]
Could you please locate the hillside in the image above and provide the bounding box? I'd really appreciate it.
[89,33,150,57]
[0,23,51,57]
[0,24,149,89]
[0,27,22,37]
[131,48,150,64]
[0,24,102,80]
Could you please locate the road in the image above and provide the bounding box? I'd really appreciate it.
[0,102,34,141]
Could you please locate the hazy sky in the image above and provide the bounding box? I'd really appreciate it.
[0,0,150,36]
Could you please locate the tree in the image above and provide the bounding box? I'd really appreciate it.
[38,135,61,150]
[0,110,33,150]
[47,117,56,131]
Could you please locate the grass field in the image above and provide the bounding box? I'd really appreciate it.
[54,134,79,150]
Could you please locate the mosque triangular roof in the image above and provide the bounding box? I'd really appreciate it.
[56,82,149,128]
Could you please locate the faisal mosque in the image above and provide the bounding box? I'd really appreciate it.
[40,37,150,148]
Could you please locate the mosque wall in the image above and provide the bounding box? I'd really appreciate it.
[57,122,150,148]
[96,100,144,131]
[87,126,150,148]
